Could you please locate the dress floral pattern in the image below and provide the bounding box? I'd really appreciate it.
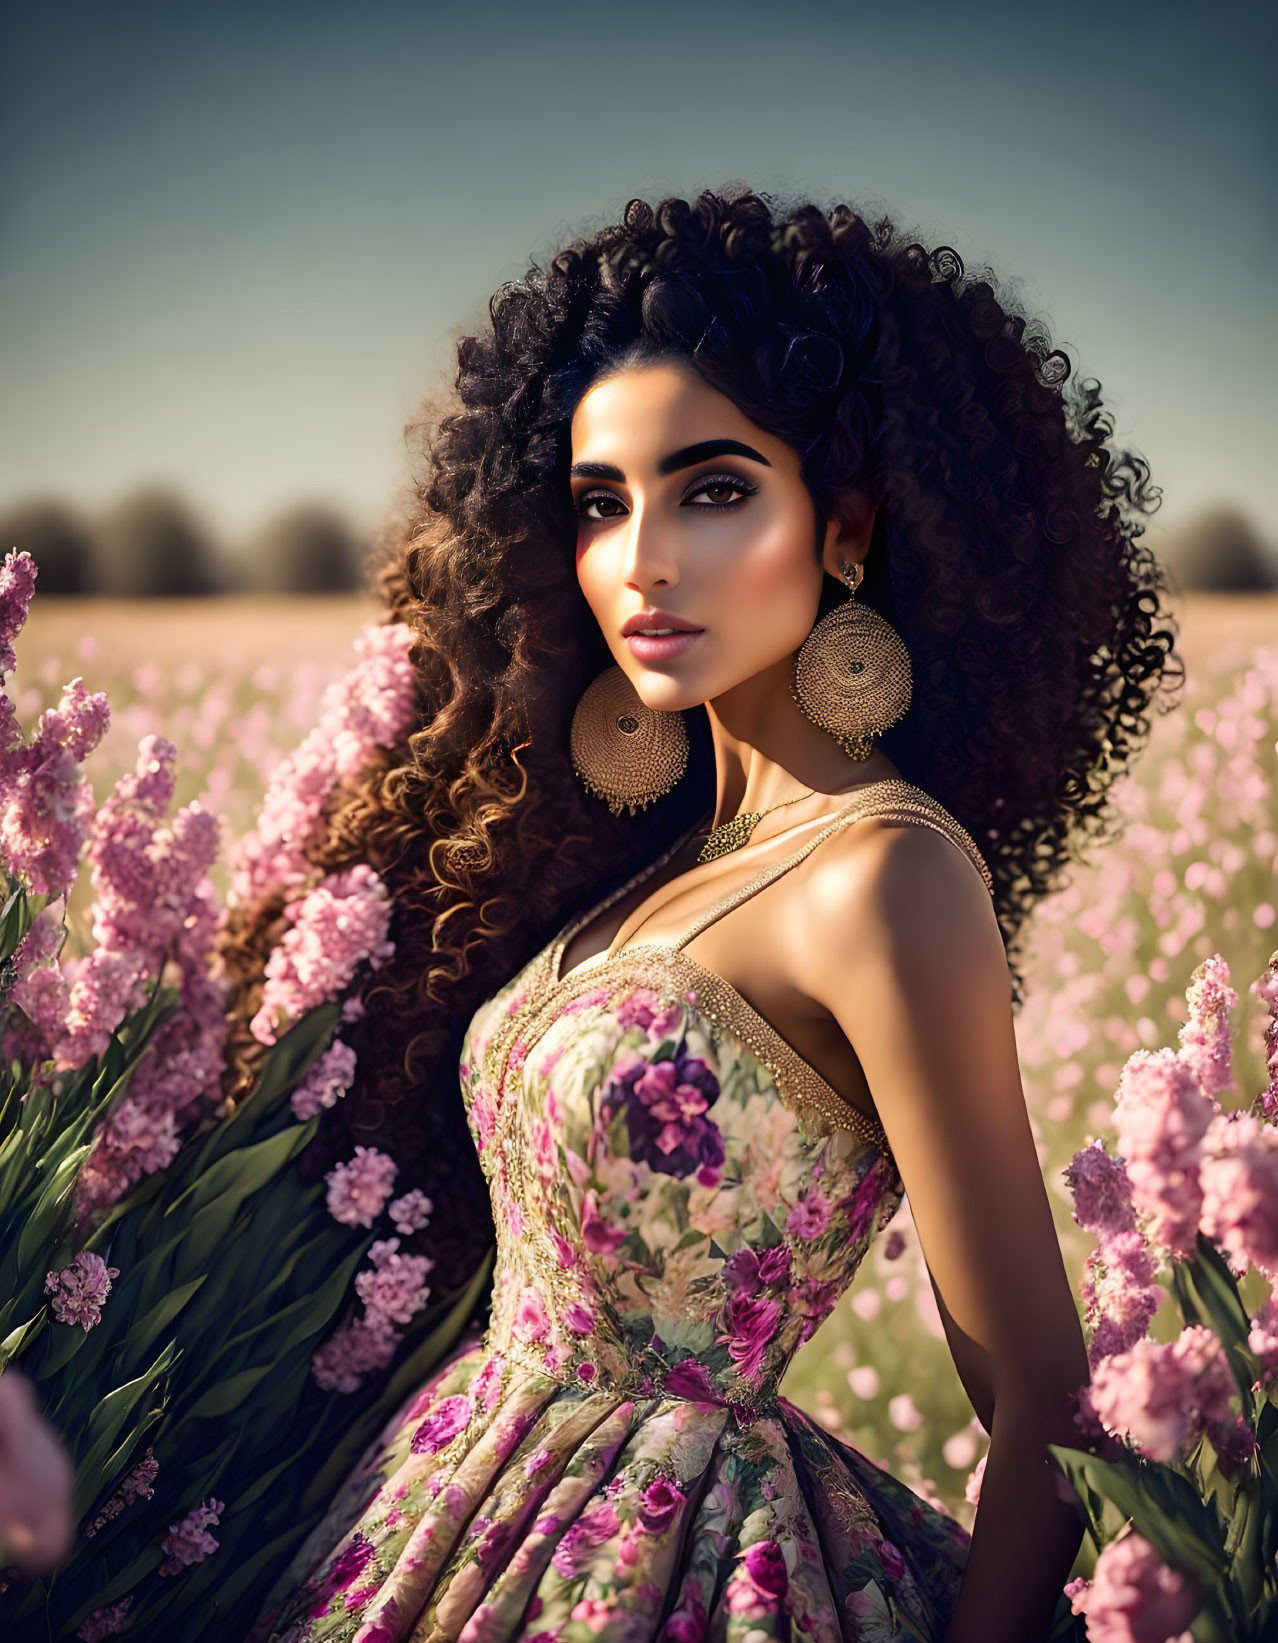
[252,783,995,1642]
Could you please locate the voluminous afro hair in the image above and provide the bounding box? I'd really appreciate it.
[218,186,1182,1295]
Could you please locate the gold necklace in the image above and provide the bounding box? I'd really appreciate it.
[695,786,818,864]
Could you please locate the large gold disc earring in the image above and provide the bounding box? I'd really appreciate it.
[791,559,913,761]
[570,664,689,816]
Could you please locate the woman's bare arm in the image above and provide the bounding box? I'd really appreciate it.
[795,819,1090,1643]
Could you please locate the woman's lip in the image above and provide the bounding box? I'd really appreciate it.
[625,629,703,662]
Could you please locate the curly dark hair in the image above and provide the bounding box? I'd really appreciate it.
[218,185,1183,1296]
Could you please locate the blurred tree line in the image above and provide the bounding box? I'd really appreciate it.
[1,488,1275,597]
[0,489,370,595]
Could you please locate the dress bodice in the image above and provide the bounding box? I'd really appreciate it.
[252,779,1000,1643]
[459,779,994,1418]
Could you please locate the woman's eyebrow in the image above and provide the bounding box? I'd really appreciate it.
[569,438,773,482]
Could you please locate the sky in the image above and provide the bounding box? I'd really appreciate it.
[2,0,1274,552]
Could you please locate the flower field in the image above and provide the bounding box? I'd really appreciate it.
[5,583,1278,1637]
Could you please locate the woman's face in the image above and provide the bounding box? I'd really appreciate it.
[570,360,867,714]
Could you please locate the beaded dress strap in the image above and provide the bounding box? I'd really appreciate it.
[670,778,994,953]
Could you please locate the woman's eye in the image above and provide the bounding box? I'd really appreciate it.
[573,474,757,521]
[685,474,757,510]
[575,491,627,521]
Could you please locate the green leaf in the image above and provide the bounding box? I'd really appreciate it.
[184,1363,276,1420]
[166,1123,316,1287]
[71,1340,178,1519]
[1046,1443,1228,1587]
[0,1310,44,1372]
[118,1275,208,1366]
[190,1003,340,1173]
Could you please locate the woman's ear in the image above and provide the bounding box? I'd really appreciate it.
[820,493,877,579]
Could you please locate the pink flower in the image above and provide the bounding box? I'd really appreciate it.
[0,675,110,897]
[550,1498,620,1577]
[1088,1324,1235,1461]
[76,1597,134,1640]
[786,1188,831,1241]
[229,623,417,904]
[726,1537,788,1617]
[1113,1048,1216,1258]
[1249,1293,1278,1389]
[45,1251,119,1331]
[1198,1110,1278,1279]
[387,1189,432,1236]
[579,1189,627,1256]
[1177,954,1238,1103]
[291,1038,358,1120]
[637,1475,685,1533]
[1063,1139,1139,1238]
[354,1238,433,1326]
[326,1146,398,1227]
[1072,1531,1201,1643]
[1081,1227,1162,1369]
[0,550,37,676]
[311,1312,399,1393]
[158,1497,224,1576]
[250,864,394,1044]
[964,1452,986,1506]
[513,1285,550,1343]
[410,1393,473,1456]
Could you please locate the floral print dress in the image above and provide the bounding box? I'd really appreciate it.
[251,780,997,1643]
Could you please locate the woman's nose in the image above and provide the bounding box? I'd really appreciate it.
[620,505,679,591]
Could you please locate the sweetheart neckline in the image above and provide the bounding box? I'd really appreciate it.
[518,937,892,1155]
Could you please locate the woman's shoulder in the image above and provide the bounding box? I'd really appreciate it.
[786,780,999,992]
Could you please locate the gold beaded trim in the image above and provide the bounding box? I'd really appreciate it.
[670,778,994,953]
[496,1334,781,1419]
[482,779,994,1167]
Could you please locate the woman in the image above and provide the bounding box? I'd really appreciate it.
[241,187,1181,1641]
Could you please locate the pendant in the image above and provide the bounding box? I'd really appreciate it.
[695,811,762,865]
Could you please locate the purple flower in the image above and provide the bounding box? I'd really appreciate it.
[158,1497,223,1576]
[637,1476,685,1533]
[717,1291,783,1386]
[291,1037,359,1120]
[786,1187,831,1241]
[742,1538,787,1597]
[410,1392,473,1455]
[308,1533,377,1618]
[549,1498,620,1577]
[45,1251,119,1331]
[662,1358,721,1402]
[601,1049,724,1180]
[722,1244,790,1296]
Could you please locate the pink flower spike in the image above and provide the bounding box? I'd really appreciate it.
[1177,954,1238,1104]
[0,550,38,677]
[250,865,394,1045]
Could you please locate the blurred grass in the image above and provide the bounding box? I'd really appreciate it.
[11,589,1278,1526]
